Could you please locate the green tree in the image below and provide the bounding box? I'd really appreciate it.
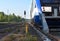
[0,12,5,22]
[0,12,23,22]
[8,14,13,22]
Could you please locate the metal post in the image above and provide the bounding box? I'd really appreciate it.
[26,23,28,34]
[24,10,28,34]
[54,8,58,17]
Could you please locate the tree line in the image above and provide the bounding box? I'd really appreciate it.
[0,12,25,22]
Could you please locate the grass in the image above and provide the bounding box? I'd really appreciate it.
[2,34,37,41]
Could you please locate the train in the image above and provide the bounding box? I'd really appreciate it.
[31,0,60,33]
[31,0,43,26]
[31,0,49,33]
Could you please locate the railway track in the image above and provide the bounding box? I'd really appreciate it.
[0,22,60,41]
[28,23,60,41]
[0,22,24,39]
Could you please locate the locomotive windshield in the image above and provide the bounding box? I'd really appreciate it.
[41,0,60,3]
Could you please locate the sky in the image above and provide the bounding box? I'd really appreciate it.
[0,0,32,19]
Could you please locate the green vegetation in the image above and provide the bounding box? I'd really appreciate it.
[0,12,24,22]
[2,34,37,41]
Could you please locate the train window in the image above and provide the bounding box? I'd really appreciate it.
[42,0,54,3]
[59,6,60,13]
[41,0,60,3]
[59,6,60,16]
[41,6,52,12]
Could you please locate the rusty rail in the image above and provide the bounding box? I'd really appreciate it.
[47,33,60,41]
[28,23,60,41]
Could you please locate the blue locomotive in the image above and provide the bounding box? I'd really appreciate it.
[31,0,49,33]
[31,0,60,33]
[32,0,42,26]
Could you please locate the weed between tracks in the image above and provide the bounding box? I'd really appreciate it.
[2,33,37,41]
[1,23,38,41]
